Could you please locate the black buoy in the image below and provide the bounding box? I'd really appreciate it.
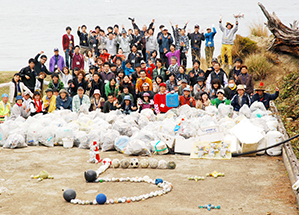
[63,189,76,202]
[84,170,97,182]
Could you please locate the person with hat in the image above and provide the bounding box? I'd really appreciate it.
[196,91,211,110]
[154,82,172,114]
[236,65,254,96]
[42,88,56,113]
[0,73,33,104]
[138,92,154,113]
[152,58,167,82]
[206,62,228,90]
[229,58,243,81]
[56,89,72,110]
[72,86,91,113]
[231,85,251,111]
[10,96,28,120]
[187,24,205,62]
[77,25,89,55]
[88,30,99,55]
[205,57,219,80]
[193,76,206,95]
[177,78,188,96]
[89,89,105,111]
[48,73,65,92]
[116,25,132,59]
[137,82,155,100]
[127,44,143,68]
[62,26,74,69]
[219,15,239,68]
[179,87,195,107]
[135,70,153,93]
[251,82,279,110]
[34,51,50,76]
[71,45,84,71]
[211,89,231,108]
[0,94,11,122]
[188,60,205,87]
[117,95,137,115]
[157,28,173,68]
[30,91,45,116]
[19,58,36,93]
[205,25,217,67]
[224,78,237,100]
[49,48,65,73]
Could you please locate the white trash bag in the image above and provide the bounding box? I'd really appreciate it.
[3,134,27,149]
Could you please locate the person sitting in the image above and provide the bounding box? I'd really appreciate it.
[179,87,195,107]
[10,96,28,120]
[167,56,179,77]
[188,60,205,87]
[208,79,222,100]
[119,75,134,95]
[105,78,119,98]
[154,83,172,114]
[87,72,106,99]
[53,88,59,97]
[117,86,134,104]
[30,91,45,116]
[236,65,254,96]
[48,73,65,92]
[117,95,137,115]
[152,58,167,82]
[135,70,153,93]
[196,91,211,110]
[138,92,154,113]
[22,91,32,118]
[59,67,73,91]
[56,89,72,110]
[0,94,11,123]
[231,85,251,111]
[211,89,231,108]
[177,79,188,96]
[90,89,105,111]
[166,73,178,92]
[206,62,228,90]
[152,75,163,94]
[251,82,279,110]
[123,60,135,76]
[100,62,115,84]
[141,60,156,80]
[35,71,49,97]
[73,70,88,93]
[224,78,237,100]
[229,58,242,81]
[103,93,118,113]
[72,87,91,113]
[42,88,57,113]
[0,73,33,104]
[193,76,206,95]
[137,82,155,100]
[176,65,190,85]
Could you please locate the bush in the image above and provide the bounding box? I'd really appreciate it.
[245,53,273,80]
[232,35,258,59]
[249,23,269,37]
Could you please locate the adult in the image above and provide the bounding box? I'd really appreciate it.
[154,83,172,114]
[187,24,205,62]
[166,73,178,92]
[135,71,153,93]
[62,26,74,68]
[137,82,155,100]
[177,79,188,96]
[205,57,219,80]
[34,71,48,95]
[167,56,179,77]
[105,78,119,97]
[0,94,11,123]
[0,73,33,104]
[117,95,137,115]
[157,28,173,67]
[224,78,237,100]
[206,62,228,90]
[30,91,44,116]
[72,87,91,113]
[88,31,99,54]
[141,60,156,80]
[193,76,206,95]
[188,60,205,87]
[77,25,89,55]
[117,85,134,104]
[236,65,254,96]
[103,93,118,113]
[229,58,242,81]
[208,79,222,100]
[84,49,96,73]
[116,26,132,58]
[34,51,49,75]
[42,88,56,113]
[49,48,65,73]
[55,89,72,110]
[211,89,231,108]
[73,70,88,93]
[231,85,251,111]
[196,91,211,110]
[19,58,36,93]
[152,58,167,82]
[71,45,84,71]
[59,67,72,91]
[87,73,106,99]
[251,82,279,110]
[145,28,159,60]
[152,75,164,94]
[179,87,195,107]
[10,96,28,120]
[205,25,217,67]
[219,16,238,68]
[100,62,116,84]
[48,73,65,92]
[104,32,117,55]
[127,44,143,68]
[178,28,189,67]
[177,65,189,84]
[165,44,182,66]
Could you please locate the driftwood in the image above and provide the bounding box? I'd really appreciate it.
[258,2,299,56]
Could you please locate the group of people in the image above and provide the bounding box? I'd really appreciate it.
[0,17,280,122]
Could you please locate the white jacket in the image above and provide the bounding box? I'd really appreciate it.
[0,81,33,103]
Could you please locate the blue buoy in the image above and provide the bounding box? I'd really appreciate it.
[96,193,107,204]
[155,178,163,185]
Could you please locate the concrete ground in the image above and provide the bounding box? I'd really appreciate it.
[0,147,298,215]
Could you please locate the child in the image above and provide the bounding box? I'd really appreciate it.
[193,76,206,95]
[117,95,137,115]
[138,92,154,113]
[208,79,222,100]
[211,89,231,108]
[10,96,28,120]
[30,91,45,116]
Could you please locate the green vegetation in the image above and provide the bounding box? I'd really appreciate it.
[245,53,273,80]
[232,34,258,59]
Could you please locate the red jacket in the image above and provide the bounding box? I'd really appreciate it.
[179,95,196,107]
[71,53,84,70]
[100,53,110,63]
[154,92,172,114]
[143,63,156,80]
[62,34,74,51]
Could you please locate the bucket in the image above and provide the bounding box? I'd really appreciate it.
[63,138,74,148]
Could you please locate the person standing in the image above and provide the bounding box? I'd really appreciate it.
[205,25,217,67]
[0,94,11,123]
[34,51,49,76]
[116,26,132,59]
[71,45,84,71]
[19,58,36,93]
[49,48,65,73]
[77,25,89,55]
[157,28,173,68]
[62,26,74,69]
[219,16,238,68]
[236,65,254,96]
[187,24,205,62]
[104,32,117,55]
[72,87,91,113]
[88,31,99,55]
[154,83,172,114]
[178,29,189,68]
[145,28,159,60]
[206,62,228,90]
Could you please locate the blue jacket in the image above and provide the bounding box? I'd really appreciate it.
[157,34,173,53]
[251,91,279,110]
[231,93,251,111]
[205,27,217,47]
[56,95,72,110]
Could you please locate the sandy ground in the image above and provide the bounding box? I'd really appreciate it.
[0,147,298,215]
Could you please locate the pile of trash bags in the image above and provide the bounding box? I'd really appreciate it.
[0,101,284,156]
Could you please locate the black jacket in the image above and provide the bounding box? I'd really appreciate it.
[127,51,143,68]
[34,53,50,76]
[188,68,205,86]
[188,32,205,50]
[19,66,36,92]
[77,30,89,47]
[73,77,88,93]
[87,79,106,99]
[137,90,154,100]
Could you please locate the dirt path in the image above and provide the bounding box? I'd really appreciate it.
[0,147,297,215]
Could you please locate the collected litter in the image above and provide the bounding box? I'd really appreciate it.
[31,170,54,181]
[198,204,221,211]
